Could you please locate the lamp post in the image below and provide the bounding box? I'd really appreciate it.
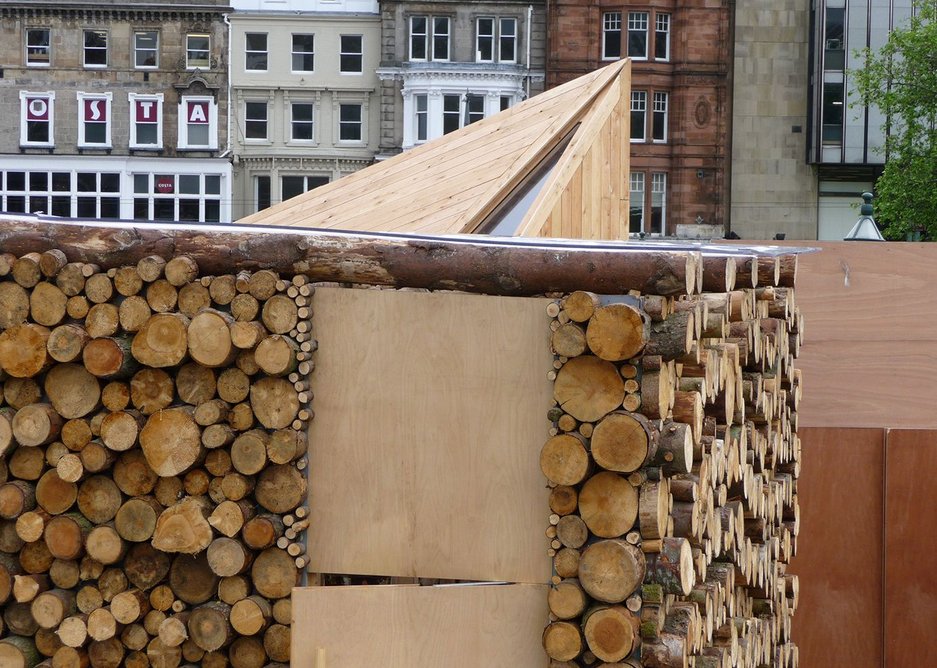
[843,192,885,241]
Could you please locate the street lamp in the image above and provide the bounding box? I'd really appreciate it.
[843,192,885,241]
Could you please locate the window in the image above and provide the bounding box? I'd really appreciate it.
[465,95,485,126]
[129,93,163,149]
[822,82,844,144]
[443,95,460,134]
[629,172,644,234]
[602,12,622,60]
[339,104,362,141]
[0,169,118,218]
[627,12,648,60]
[77,92,112,148]
[410,16,450,61]
[282,175,329,202]
[340,35,363,73]
[652,92,668,142]
[178,97,217,149]
[655,14,670,61]
[292,34,314,72]
[245,33,268,71]
[244,102,268,140]
[76,172,121,219]
[83,29,108,68]
[135,31,158,68]
[255,175,271,212]
[650,173,666,234]
[630,91,646,142]
[824,8,846,71]
[187,34,210,69]
[415,95,428,142]
[476,18,517,63]
[291,102,314,141]
[20,92,55,147]
[133,172,223,223]
[500,95,513,111]
[26,29,50,66]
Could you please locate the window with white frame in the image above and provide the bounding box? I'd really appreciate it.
[629,172,645,234]
[500,95,513,111]
[26,28,51,66]
[340,35,363,74]
[465,94,485,126]
[627,12,648,60]
[255,175,271,212]
[134,31,158,68]
[133,173,223,222]
[409,16,450,61]
[415,94,428,142]
[291,102,314,141]
[178,96,217,149]
[630,91,646,142]
[602,12,622,60]
[20,92,55,147]
[244,101,268,140]
[652,92,668,142]
[655,14,671,61]
[292,34,314,72]
[245,33,268,71]
[77,92,112,148]
[443,94,460,134]
[281,175,328,203]
[187,34,210,69]
[338,104,362,141]
[0,169,120,218]
[83,29,108,68]
[129,93,163,149]
[650,173,666,234]
[476,17,517,63]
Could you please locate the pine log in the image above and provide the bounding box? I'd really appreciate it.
[158,614,189,647]
[187,310,237,368]
[0,635,41,668]
[20,540,55,576]
[591,411,660,474]
[249,378,299,430]
[131,313,190,368]
[85,525,126,565]
[240,515,283,551]
[230,595,272,636]
[586,303,649,361]
[578,539,646,603]
[553,356,625,422]
[12,572,48,604]
[263,623,290,663]
[77,442,115,475]
[176,363,217,406]
[66,296,89,320]
[112,451,158,498]
[656,421,694,475]
[151,497,213,554]
[548,485,578,516]
[146,636,180,668]
[551,323,587,358]
[164,256,199,287]
[555,514,589,549]
[229,320,267,351]
[639,480,669,541]
[217,368,250,404]
[169,553,219,606]
[562,291,600,322]
[36,470,77,515]
[146,280,178,313]
[29,282,67,327]
[139,408,202,477]
[554,548,580,579]
[81,338,135,379]
[88,637,124,668]
[217,575,250,606]
[642,633,688,668]
[206,537,252,577]
[194,399,230,427]
[87,606,118,641]
[32,588,77,629]
[84,304,119,339]
[136,256,166,283]
[254,464,305,514]
[44,364,100,419]
[250,548,296,599]
[644,537,696,595]
[0,282,31,329]
[118,295,152,334]
[0,480,36,519]
[130,368,174,415]
[202,424,235,449]
[43,513,91,560]
[230,635,267,668]
[124,544,171,592]
[83,274,113,304]
[12,253,42,288]
[178,282,211,318]
[254,335,298,377]
[55,263,87,296]
[261,296,298,335]
[542,621,583,662]
[96,567,128,602]
[9,446,45,481]
[153,477,184,508]
[99,410,144,453]
[548,579,587,620]
[57,614,89,648]
[579,471,638,538]
[15,510,50,543]
[188,601,233,652]
[265,429,306,466]
[110,589,149,625]
[115,496,163,543]
[645,312,694,360]
[208,500,254,538]
[3,602,39,636]
[540,434,590,486]
[11,403,62,447]
[582,604,637,663]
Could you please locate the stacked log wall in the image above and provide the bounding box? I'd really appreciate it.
[0,251,312,668]
[541,255,802,668]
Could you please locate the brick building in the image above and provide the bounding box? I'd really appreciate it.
[546,0,734,237]
[0,0,232,223]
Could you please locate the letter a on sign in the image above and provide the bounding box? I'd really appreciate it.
[188,101,209,124]
[27,98,49,121]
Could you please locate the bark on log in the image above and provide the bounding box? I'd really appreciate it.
[644,537,696,596]
[0,635,41,668]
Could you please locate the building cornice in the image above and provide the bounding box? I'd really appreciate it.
[1,3,230,21]
[378,63,545,83]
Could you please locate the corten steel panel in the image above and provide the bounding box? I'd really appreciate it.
[291,584,549,666]
[307,287,554,583]
[885,429,937,667]
[791,427,884,668]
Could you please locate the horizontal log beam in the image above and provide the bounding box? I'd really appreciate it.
[0,216,800,297]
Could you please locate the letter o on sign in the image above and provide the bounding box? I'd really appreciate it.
[27,98,49,120]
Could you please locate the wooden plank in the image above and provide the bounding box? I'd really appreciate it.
[885,429,937,667]
[291,584,549,667]
[790,427,883,668]
[307,287,554,583]
[798,339,937,428]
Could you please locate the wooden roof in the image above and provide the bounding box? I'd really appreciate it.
[237,60,632,240]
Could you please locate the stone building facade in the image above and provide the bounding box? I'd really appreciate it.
[0,0,232,223]
[546,0,734,237]
[228,0,382,220]
[375,0,546,158]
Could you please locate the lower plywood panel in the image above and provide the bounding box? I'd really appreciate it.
[885,430,937,667]
[291,584,549,667]
[791,427,883,668]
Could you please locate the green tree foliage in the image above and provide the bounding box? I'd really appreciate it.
[853,2,937,239]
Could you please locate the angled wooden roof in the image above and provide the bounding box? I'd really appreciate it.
[237,60,631,240]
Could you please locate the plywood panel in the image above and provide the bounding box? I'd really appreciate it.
[292,584,549,667]
[307,287,554,583]
[790,427,883,668]
[885,429,937,667]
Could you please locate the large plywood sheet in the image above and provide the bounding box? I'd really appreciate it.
[292,584,549,667]
[791,427,883,668]
[308,288,553,583]
[885,430,937,667]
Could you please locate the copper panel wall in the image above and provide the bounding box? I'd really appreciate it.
[792,427,884,668]
[885,430,937,667]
